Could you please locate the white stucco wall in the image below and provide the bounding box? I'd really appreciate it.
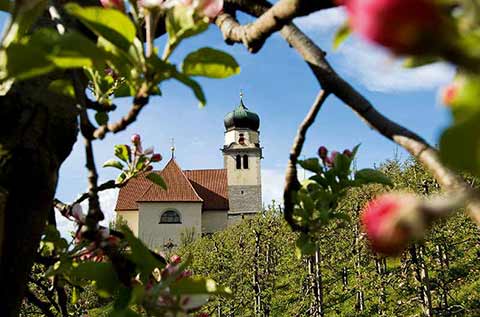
[137,202,202,250]
[117,210,139,236]
[202,210,228,233]
[224,129,259,145]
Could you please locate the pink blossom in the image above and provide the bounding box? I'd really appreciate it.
[100,0,125,11]
[361,194,418,255]
[71,204,85,224]
[342,0,441,54]
[170,254,181,264]
[194,0,224,19]
[139,0,223,19]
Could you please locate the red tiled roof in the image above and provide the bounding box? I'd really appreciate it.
[115,172,151,211]
[115,159,228,211]
[184,169,229,210]
[139,159,203,203]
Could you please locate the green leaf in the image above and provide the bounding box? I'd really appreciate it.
[121,225,165,279]
[48,79,75,98]
[333,22,351,50]
[114,145,130,163]
[172,71,206,107]
[166,5,208,49]
[170,277,233,296]
[116,172,127,184]
[295,233,316,259]
[403,55,439,68]
[95,112,109,125]
[447,73,480,123]
[146,172,167,190]
[1,29,105,83]
[1,43,55,82]
[42,225,68,252]
[70,262,121,297]
[440,111,480,176]
[354,168,393,186]
[299,158,322,174]
[2,0,47,47]
[65,4,136,52]
[182,47,240,78]
[71,287,78,305]
[103,159,124,170]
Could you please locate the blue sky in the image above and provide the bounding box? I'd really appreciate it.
[1,8,455,233]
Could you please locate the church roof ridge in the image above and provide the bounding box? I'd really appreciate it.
[137,158,203,203]
[183,167,226,172]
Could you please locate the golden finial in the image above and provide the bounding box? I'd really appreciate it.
[170,138,175,159]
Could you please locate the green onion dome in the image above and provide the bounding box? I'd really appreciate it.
[224,98,260,131]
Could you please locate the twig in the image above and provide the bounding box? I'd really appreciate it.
[217,0,336,53]
[284,90,330,232]
[84,136,103,224]
[54,278,69,317]
[28,276,60,313]
[25,289,56,317]
[218,0,480,226]
[93,85,150,139]
[72,180,120,206]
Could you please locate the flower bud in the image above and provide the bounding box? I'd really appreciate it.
[100,0,125,11]
[145,165,154,172]
[151,153,162,162]
[361,193,422,255]
[317,146,328,160]
[343,149,353,158]
[343,0,442,55]
[441,84,458,106]
[131,134,141,145]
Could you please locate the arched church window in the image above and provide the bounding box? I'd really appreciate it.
[159,210,181,224]
[236,154,242,169]
[243,154,249,169]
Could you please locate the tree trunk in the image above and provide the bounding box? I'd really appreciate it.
[375,257,387,316]
[0,77,78,316]
[308,246,324,317]
[354,213,365,312]
[253,230,261,316]
[409,245,434,317]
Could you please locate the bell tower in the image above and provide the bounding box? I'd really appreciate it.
[222,92,262,222]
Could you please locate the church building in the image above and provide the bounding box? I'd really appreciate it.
[115,95,263,250]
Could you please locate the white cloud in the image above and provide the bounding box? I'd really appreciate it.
[295,7,455,93]
[296,7,347,32]
[336,39,455,93]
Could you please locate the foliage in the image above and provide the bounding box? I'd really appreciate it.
[292,146,392,257]
[180,158,480,316]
